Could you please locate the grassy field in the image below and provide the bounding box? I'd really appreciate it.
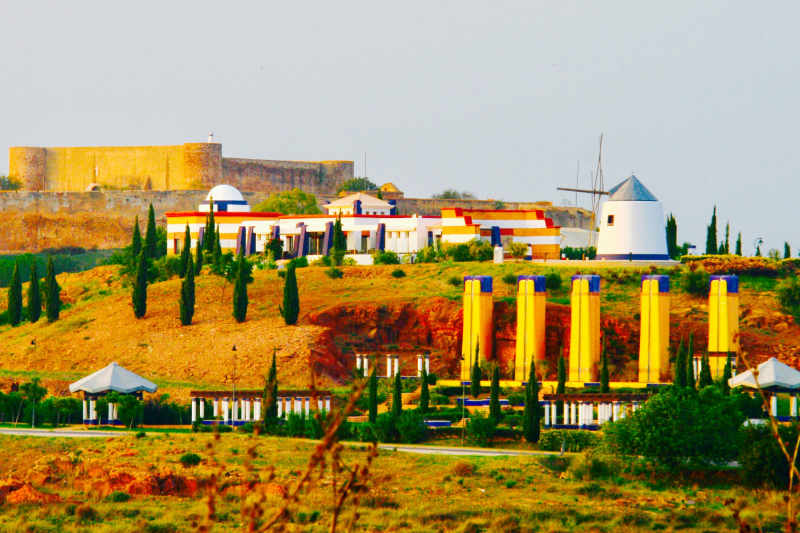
[0,432,787,532]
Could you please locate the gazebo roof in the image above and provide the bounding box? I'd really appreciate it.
[729,357,800,391]
[69,362,158,395]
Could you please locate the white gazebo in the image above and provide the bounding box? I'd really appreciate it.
[729,357,800,418]
[69,362,157,425]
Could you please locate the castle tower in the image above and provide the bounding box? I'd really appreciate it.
[569,275,601,383]
[708,275,739,378]
[515,275,546,382]
[639,275,670,383]
[596,175,669,260]
[461,276,493,381]
[8,147,47,191]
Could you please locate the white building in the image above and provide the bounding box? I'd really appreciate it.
[595,175,669,261]
[324,192,394,216]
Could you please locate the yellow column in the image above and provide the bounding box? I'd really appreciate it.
[708,275,739,378]
[638,275,670,384]
[461,276,494,380]
[515,275,546,382]
[569,275,601,383]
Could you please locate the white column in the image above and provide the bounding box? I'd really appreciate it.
[771,395,779,417]
[417,354,423,377]
[570,402,576,425]
[89,399,97,422]
[612,402,619,421]
[277,397,283,418]
[562,402,568,426]
[254,399,262,421]
[425,355,430,374]
[793,395,798,418]
[199,399,205,419]
[304,397,310,416]
[387,355,393,377]
[243,400,249,421]
[191,399,197,423]
[213,399,219,417]
[364,356,369,376]
[544,404,550,426]
[82,399,88,422]
[222,398,229,423]
[356,354,362,371]
[325,397,331,412]
[113,403,118,421]
[394,355,399,376]
[293,397,301,414]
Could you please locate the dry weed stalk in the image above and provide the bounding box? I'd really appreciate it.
[737,349,800,532]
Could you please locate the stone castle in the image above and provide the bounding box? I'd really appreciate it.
[8,142,353,195]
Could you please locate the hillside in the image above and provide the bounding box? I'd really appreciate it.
[0,261,798,401]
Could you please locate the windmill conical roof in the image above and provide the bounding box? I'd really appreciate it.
[68,362,158,394]
[607,175,658,202]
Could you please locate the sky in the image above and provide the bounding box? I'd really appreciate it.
[1,1,798,254]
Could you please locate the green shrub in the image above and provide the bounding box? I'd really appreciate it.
[107,491,131,502]
[431,393,450,405]
[545,272,562,291]
[777,277,800,322]
[179,453,202,467]
[290,256,309,268]
[286,412,306,437]
[416,246,441,263]
[537,454,572,473]
[561,246,596,260]
[538,430,599,452]
[501,273,517,285]
[465,411,496,447]
[395,410,428,443]
[310,256,332,267]
[373,250,400,265]
[506,392,525,406]
[604,386,744,467]
[325,267,343,279]
[443,243,472,262]
[468,240,493,261]
[739,423,800,488]
[683,267,710,296]
[278,269,286,278]
[448,276,462,288]
[568,451,618,481]
[391,268,406,278]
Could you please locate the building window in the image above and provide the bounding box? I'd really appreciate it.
[607,214,615,227]
[360,235,369,253]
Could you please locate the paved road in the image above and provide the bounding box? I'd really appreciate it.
[374,443,559,457]
[0,428,124,438]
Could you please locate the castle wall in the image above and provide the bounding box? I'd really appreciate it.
[8,143,352,195]
[221,158,353,195]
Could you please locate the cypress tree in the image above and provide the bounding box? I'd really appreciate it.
[179,225,191,278]
[213,228,222,270]
[489,365,501,422]
[44,257,61,322]
[27,262,41,323]
[699,353,713,388]
[735,232,743,256]
[7,262,22,326]
[705,206,718,255]
[194,231,204,275]
[720,355,732,395]
[785,242,792,259]
[419,367,430,413]
[674,338,687,387]
[522,359,540,443]
[232,256,249,323]
[686,333,696,389]
[665,214,678,260]
[755,244,762,257]
[368,367,378,423]
[266,349,278,418]
[131,216,142,259]
[600,340,610,393]
[723,223,730,255]
[470,359,481,398]
[179,255,195,325]
[132,251,148,319]
[556,351,566,424]
[391,371,403,418]
[204,207,216,253]
[144,204,158,260]
[280,262,300,325]
[332,216,346,265]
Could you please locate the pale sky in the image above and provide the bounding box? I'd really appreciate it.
[2,2,798,254]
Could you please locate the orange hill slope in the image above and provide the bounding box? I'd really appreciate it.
[2,263,800,401]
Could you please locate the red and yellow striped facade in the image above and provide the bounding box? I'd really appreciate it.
[440,208,560,259]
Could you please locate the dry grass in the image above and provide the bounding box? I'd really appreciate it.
[0,432,788,532]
